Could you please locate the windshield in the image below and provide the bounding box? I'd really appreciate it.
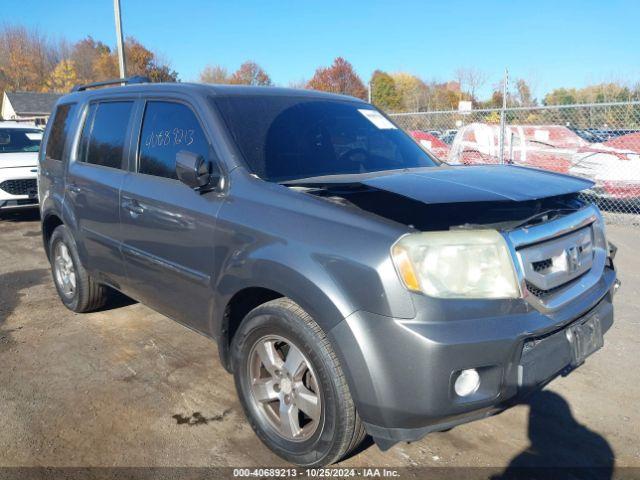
[212,96,439,182]
[0,128,42,154]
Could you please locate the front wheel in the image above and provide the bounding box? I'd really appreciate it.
[231,298,366,466]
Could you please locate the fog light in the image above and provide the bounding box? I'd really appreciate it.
[454,369,480,397]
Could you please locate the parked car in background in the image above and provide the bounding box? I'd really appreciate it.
[603,131,640,153]
[0,121,42,211]
[440,131,457,145]
[409,130,450,159]
[449,123,640,203]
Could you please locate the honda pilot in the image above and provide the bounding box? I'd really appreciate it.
[38,78,619,466]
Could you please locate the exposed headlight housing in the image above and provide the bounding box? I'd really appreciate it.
[391,230,521,299]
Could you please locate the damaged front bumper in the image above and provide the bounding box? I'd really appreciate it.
[328,266,617,450]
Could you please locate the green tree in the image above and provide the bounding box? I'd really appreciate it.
[370,70,401,111]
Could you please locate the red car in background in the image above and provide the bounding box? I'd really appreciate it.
[409,130,450,160]
[448,123,640,203]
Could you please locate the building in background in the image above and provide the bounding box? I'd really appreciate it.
[1,91,61,126]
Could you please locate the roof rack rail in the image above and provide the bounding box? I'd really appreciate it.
[71,75,151,92]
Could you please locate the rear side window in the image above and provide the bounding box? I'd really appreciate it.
[138,101,209,179]
[46,103,77,161]
[78,101,134,169]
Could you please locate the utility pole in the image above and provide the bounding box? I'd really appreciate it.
[368,81,372,104]
[114,0,127,79]
[498,68,508,164]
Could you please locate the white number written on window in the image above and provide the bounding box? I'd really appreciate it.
[144,128,195,148]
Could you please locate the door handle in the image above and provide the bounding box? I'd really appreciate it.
[67,183,82,194]
[122,198,145,216]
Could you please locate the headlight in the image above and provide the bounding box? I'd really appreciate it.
[391,230,520,299]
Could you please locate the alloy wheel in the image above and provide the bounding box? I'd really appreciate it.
[248,334,322,442]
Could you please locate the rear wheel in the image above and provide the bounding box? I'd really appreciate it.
[231,298,366,466]
[49,225,108,312]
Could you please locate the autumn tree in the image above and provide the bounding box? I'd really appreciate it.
[0,25,60,92]
[46,59,78,93]
[515,78,535,106]
[70,36,111,83]
[391,73,429,111]
[307,57,366,99]
[123,38,178,82]
[370,70,401,111]
[200,65,230,84]
[229,61,272,86]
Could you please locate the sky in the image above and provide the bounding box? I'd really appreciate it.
[4,0,640,99]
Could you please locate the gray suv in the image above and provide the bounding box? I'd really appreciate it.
[39,78,619,466]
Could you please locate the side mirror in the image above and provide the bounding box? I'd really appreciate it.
[176,150,222,191]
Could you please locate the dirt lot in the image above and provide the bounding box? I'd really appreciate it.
[0,209,638,476]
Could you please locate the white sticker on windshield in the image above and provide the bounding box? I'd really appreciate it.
[26,132,43,141]
[358,109,397,129]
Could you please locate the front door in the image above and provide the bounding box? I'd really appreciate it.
[119,99,222,334]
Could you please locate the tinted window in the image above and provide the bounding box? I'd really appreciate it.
[45,103,77,160]
[212,96,439,182]
[80,101,133,169]
[138,101,209,179]
[0,128,42,154]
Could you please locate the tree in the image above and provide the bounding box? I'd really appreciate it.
[70,36,111,83]
[307,57,366,99]
[46,59,78,92]
[200,65,230,84]
[454,67,487,102]
[391,73,430,111]
[229,61,272,86]
[543,87,579,106]
[515,78,535,106]
[124,37,178,82]
[0,25,60,92]
[370,70,401,111]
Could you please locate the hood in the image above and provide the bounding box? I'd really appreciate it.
[288,165,593,204]
[0,151,39,169]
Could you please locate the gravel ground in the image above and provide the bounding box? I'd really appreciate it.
[0,209,638,476]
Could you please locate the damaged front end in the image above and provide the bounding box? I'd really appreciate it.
[283,165,596,232]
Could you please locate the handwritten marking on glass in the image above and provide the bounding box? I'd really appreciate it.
[145,128,194,148]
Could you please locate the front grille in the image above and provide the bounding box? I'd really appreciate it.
[525,275,586,299]
[517,225,595,299]
[0,179,37,196]
[532,258,553,272]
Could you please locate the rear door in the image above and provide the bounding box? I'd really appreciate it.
[119,97,222,334]
[65,99,137,289]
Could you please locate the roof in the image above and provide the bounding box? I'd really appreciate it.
[60,81,366,104]
[4,91,62,115]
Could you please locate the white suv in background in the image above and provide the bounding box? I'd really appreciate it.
[0,122,42,211]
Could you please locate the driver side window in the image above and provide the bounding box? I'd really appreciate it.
[138,101,208,180]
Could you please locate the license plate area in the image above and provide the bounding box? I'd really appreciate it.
[566,314,603,367]
[518,312,604,388]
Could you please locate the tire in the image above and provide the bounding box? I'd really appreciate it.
[231,298,366,466]
[49,224,108,313]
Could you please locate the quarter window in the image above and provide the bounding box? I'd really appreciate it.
[79,101,134,169]
[45,103,77,161]
[138,101,209,179]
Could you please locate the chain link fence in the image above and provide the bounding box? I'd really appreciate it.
[389,101,640,225]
